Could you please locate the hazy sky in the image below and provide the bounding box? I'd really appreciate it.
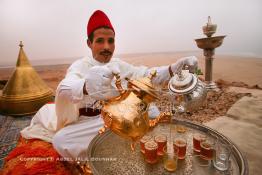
[0,0,262,66]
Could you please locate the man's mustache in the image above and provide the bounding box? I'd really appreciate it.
[100,50,112,55]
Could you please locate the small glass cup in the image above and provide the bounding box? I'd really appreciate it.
[144,140,158,164]
[213,139,232,171]
[154,134,167,156]
[140,135,152,154]
[159,124,170,133]
[193,133,206,153]
[200,139,216,160]
[175,125,187,133]
[163,146,179,172]
[173,137,187,159]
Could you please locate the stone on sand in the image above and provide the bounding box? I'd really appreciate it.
[204,87,262,175]
[227,96,262,127]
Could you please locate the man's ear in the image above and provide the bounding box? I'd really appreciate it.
[87,39,92,49]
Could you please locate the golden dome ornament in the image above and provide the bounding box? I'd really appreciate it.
[0,41,53,116]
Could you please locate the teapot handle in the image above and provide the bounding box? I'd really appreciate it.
[149,112,172,127]
[173,64,191,79]
[148,69,157,80]
[113,73,125,95]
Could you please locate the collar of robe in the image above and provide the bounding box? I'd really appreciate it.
[87,56,107,66]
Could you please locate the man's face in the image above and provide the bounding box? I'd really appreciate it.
[87,28,115,63]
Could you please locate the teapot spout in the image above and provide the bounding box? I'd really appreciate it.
[130,139,136,151]
[149,112,172,127]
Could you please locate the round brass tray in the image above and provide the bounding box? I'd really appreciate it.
[87,119,248,175]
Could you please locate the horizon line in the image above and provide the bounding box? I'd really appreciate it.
[1,50,262,68]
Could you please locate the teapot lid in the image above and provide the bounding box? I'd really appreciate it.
[168,70,198,94]
[126,71,159,100]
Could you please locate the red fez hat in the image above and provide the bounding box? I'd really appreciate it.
[87,10,115,36]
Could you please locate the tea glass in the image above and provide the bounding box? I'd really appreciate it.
[213,139,232,171]
[200,139,216,160]
[173,137,187,160]
[140,135,153,154]
[193,133,206,153]
[144,140,158,164]
[154,134,167,156]
[163,146,179,172]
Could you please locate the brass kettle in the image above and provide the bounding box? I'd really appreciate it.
[100,71,167,146]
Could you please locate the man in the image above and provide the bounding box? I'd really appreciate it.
[21,10,197,162]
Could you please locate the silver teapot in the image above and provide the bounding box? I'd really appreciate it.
[168,69,207,112]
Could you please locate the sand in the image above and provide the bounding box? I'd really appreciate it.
[121,51,262,87]
[0,51,262,91]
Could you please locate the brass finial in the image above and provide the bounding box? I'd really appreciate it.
[19,41,24,48]
[202,16,217,37]
[207,16,212,26]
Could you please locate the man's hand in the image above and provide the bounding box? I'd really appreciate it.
[171,56,198,74]
[84,65,119,100]
[150,56,198,86]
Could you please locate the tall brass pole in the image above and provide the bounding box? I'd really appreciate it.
[204,49,217,90]
[204,49,214,82]
[195,16,226,91]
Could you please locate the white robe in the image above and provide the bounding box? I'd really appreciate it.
[20,56,162,160]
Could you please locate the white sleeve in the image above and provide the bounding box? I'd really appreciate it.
[113,58,170,87]
[56,66,86,104]
[113,58,149,79]
[55,62,86,130]
[145,66,170,86]
[145,56,198,87]
[55,90,79,130]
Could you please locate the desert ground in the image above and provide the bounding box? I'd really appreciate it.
[0,51,261,91]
